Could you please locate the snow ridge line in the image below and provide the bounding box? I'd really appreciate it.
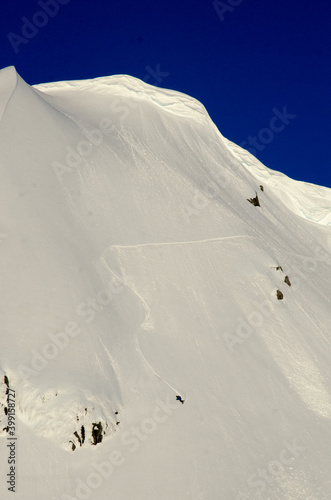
[0,66,18,122]
[110,234,250,250]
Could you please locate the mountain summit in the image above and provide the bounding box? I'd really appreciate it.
[0,67,330,499]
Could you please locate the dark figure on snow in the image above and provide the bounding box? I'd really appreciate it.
[176,395,184,404]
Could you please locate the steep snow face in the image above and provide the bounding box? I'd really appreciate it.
[226,138,331,226]
[0,67,331,500]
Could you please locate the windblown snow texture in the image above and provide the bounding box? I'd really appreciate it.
[0,66,330,499]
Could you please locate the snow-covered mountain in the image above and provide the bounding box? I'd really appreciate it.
[0,66,331,499]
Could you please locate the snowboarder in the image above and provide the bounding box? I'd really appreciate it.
[176,395,184,404]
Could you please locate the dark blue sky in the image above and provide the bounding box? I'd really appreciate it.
[1,0,330,187]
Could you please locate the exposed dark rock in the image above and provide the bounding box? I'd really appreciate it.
[277,290,284,300]
[92,422,103,445]
[74,431,82,447]
[247,192,260,207]
[284,275,291,286]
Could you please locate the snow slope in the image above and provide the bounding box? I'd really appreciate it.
[0,66,331,499]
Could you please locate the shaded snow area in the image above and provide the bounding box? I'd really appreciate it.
[0,65,331,499]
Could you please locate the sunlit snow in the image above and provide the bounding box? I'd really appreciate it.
[0,66,330,499]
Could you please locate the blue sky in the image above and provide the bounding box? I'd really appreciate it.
[1,0,330,187]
